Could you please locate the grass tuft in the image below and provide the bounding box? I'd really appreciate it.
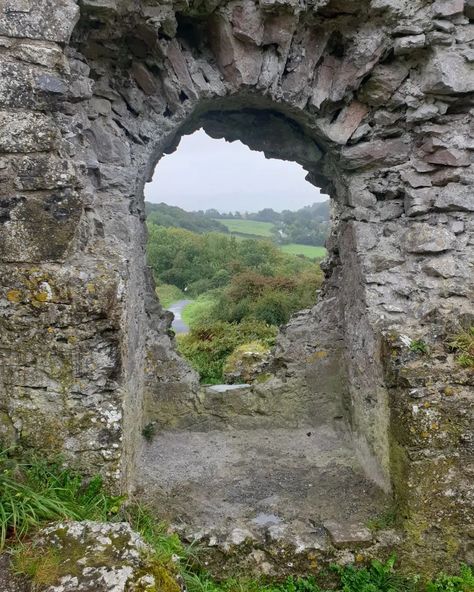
[0,450,124,549]
[448,326,474,369]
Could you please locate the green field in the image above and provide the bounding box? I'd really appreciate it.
[280,244,326,258]
[217,218,275,237]
[215,219,326,259]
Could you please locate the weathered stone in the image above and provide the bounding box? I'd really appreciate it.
[403,223,457,253]
[26,521,180,592]
[401,170,432,188]
[131,62,159,96]
[0,111,57,152]
[324,521,373,548]
[422,47,474,94]
[0,0,79,43]
[423,255,458,278]
[231,0,264,45]
[425,148,470,167]
[406,104,439,122]
[394,34,426,55]
[404,187,435,216]
[0,0,472,578]
[340,138,410,169]
[358,62,409,106]
[432,0,464,18]
[434,183,474,211]
[322,101,369,145]
[84,119,131,165]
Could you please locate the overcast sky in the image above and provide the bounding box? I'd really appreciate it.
[144,129,325,213]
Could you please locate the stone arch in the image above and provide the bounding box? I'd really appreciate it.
[0,0,472,571]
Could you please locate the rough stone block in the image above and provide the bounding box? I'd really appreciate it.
[340,138,410,170]
[0,0,79,43]
[432,0,464,17]
[394,34,426,55]
[422,255,458,278]
[323,101,369,145]
[0,111,58,153]
[231,0,264,45]
[324,521,373,548]
[434,183,474,211]
[422,48,474,94]
[358,62,409,106]
[425,148,470,167]
[403,223,457,253]
[404,187,435,216]
[13,155,75,191]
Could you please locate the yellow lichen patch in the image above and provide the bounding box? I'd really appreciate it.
[442,386,455,397]
[6,289,22,303]
[33,291,49,302]
[86,283,96,294]
[306,350,328,362]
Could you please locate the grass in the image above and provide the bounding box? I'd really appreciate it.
[215,220,326,260]
[0,450,124,549]
[280,244,326,259]
[448,326,474,369]
[3,449,473,592]
[217,219,275,237]
[156,283,186,309]
[181,293,217,328]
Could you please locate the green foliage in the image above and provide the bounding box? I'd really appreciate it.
[209,201,330,247]
[366,508,397,531]
[146,222,323,382]
[214,269,322,327]
[142,422,157,442]
[147,225,321,298]
[182,292,219,327]
[410,339,429,354]
[426,565,474,592]
[448,326,474,369]
[178,320,277,383]
[146,202,229,234]
[0,450,124,549]
[121,503,187,565]
[156,283,186,309]
[333,556,416,592]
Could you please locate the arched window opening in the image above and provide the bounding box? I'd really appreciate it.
[145,128,329,386]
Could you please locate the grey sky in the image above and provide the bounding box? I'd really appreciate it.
[144,129,325,213]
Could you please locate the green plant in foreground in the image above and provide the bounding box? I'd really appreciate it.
[367,509,397,531]
[0,450,124,549]
[448,326,474,369]
[142,422,157,442]
[3,449,473,592]
[410,339,429,355]
[426,565,474,592]
[333,556,416,592]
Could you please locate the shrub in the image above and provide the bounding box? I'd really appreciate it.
[178,320,277,384]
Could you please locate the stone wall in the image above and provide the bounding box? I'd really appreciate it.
[0,0,472,571]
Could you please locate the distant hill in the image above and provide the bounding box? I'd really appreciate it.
[146,200,331,248]
[145,202,228,234]
[205,201,331,247]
